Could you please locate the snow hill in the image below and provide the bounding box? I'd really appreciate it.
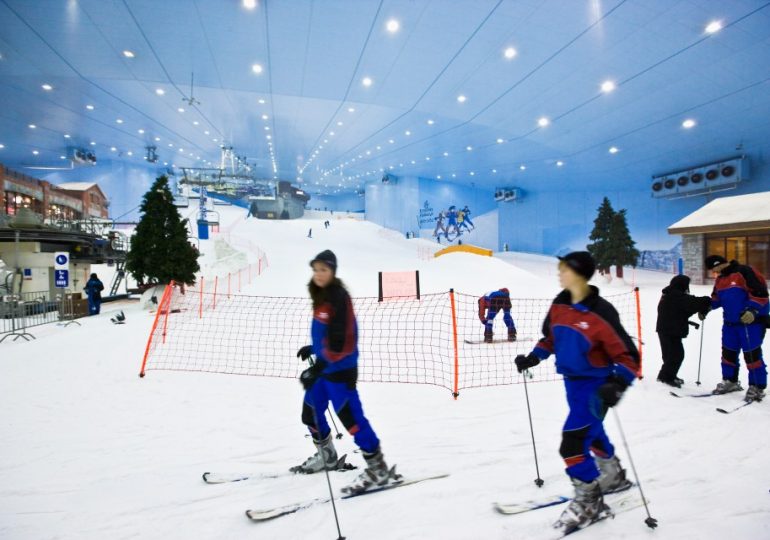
[1,201,768,540]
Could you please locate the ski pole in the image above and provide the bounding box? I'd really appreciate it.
[696,318,705,386]
[328,406,343,439]
[521,369,544,487]
[612,409,658,529]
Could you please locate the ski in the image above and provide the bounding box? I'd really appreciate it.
[495,481,634,516]
[716,401,756,414]
[245,473,449,522]
[464,337,535,345]
[669,391,717,399]
[203,455,356,484]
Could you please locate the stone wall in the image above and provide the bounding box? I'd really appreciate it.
[681,233,704,284]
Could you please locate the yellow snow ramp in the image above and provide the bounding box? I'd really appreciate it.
[434,244,493,258]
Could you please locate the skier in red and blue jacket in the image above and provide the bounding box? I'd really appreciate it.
[478,288,517,342]
[295,250,400,495]
[704,255,768,402]
[515,251,639,533]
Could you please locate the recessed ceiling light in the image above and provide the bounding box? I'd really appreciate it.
[258,98,266,104]
[177,107,185,113]
[154,136,160,141]
[537,117,550,127]
[348,107,355,113]
[252,63,263,74]
[266,134,272,140]
[496,138,504,144]
[386,19,400,33]
[457,94,467,103]
[503,47,517,59]
[0,144,4,149]
[601,80,616,93]
[64,134,70,138]
[86,104,94,110]
[41,84,53,91]
[436,175,442,179]
[520,165,526,170]
[425,156,431,161]
[329,131,335,136]
[705,20,723,34]
[556,160,564,167]
[122,50,135,58]
[127,151,133,156]
[155,88,165,96]
[264,126,270,130]
[28,124,36,129]
[405,130,411,136]
[116,119,123,124]
[466,145,472,151]
[213,138,218,142]
[32,150,39,155]
[362,76,373,87]
[178,148,184,152]
[427,119,434,125]
[110,146,117,151]
[204,130,210,135]
[90,141,96,146]
[609,146,619,154]
[492,169,497,173]
[138,129,145,134]
[682,118,697,129]
[388,139,394,144]
[451,173,456,178]
[337,121,343,126]
[60,155,66,159]
[168,143,173,147]
[243,0,256,9]
[443,151,449,156]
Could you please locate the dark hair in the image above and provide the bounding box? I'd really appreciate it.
[90,273,98,279]
[308,277,347,309]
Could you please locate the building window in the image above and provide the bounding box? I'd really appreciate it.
[705,232,770,278]
[4,191,43,216]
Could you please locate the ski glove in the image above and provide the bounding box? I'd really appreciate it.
[697,311,708,321]
[299,359,326,390]
[598,374,629,408]
[740,310,757,325]
[297,345,313,361]
[515,353,540,373]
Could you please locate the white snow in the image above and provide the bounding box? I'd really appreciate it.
[668,190,770,232]
[1,202,768,540]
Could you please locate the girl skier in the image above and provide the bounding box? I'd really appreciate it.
[515,251,639,534]
[295,250,400,494]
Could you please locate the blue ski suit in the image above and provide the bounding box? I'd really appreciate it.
[478,289,516,334]
[84,277,104,315]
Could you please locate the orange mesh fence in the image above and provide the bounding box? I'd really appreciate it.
[140,287,642,396]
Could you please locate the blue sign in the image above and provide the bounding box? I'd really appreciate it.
[55,269,69,288]
[55,254,68,266]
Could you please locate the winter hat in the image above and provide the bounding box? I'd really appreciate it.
[310,250,337,272]
[704,255,728,270]
[669,274,691,292]
[499,288,510,295]
[558,251,596,281]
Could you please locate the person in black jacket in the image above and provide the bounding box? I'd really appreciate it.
[655,275,711,387]
[83,273,104,315]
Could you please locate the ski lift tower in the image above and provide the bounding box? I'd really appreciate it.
[179,167,223,241]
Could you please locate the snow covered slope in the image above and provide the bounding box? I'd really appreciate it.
[1,203,768,540]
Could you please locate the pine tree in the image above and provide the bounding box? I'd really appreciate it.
[126,175,200,286]
[607,208,639,278]
[587,197,615,275]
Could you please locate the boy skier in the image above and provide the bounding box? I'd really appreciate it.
[515,251,639,534]
[704,255,768,402]
[655,275,711,387]
[478,288,517,342]
[295,250,401,494]
[461,205,475,229]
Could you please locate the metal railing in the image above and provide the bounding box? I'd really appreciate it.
[0,290,81,343]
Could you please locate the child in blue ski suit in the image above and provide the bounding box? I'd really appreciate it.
[478,288,516,342]
[84,273,104,315]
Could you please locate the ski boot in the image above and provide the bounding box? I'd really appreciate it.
[341,447,402,495]
[508,328,517,342]
[484,330,494,344]
[712,379,743,395]
[656,375,681,388]
[290,433,338,474]
[744,385,765,403]
[596,455,632,494]
[675,377,684,386]
[553,478,611,535]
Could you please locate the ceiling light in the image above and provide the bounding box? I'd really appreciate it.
[466,145,472,151]
[705,20,723,34]
[682,118,697,129]
[503,47,517,59]
[492,169,497,173]
[154,136,160,141]
[609,146,619,154]
[64,134,70,138]
[28,124,36,129]
[556,161,564,167]
[122,50,135,58]
[261,114,269,120]
[520,165,526,170]
[155,88,165,96]
[427,119,434,125]
[329,131,335,136]
[457,94,467,103]
[168,143,173,147]
[86,104,94,110]
[496,138,504,144]
[443,151,449,156]
[138,129,145,134]
[451,173,456,178]
[337,121,343,126]
[32,150,39,155]
[60,155,66,159]
[348,107,355,113]
[204,130,210,135]
[0,144,4,149]
[362,76,373,87]
[537,117,550,127]
[110,146,117,151]
[252,63,263,74]
[193,121,199,125]
[213,138,218,142]
[386,19,400,33]
[177,107,185,113]
[258,98,266,104]
[388,139,394,144]
[405,130,411,136]
[425,156,430,161]
[243,0,257,9]
[601,80,616,93]
[127,151,133,156]
[41,84,53,91]
[116,119,123,124]
[90,141,96,146]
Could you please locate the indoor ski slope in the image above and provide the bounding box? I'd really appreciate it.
[1,203,768,540]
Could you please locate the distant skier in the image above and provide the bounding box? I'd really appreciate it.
[446,206,460,237]
[324,220,330,229]
[295,250,401,494]
[457,208,472,232]
[307,228,312,238]
[515,251,639,534]
[246,201,259,219]
[433,211,447,239]
[655,275,711,387]
[704,255,768,402]
[84,273,104,315]
[461,205,475,229]
[478,288,517,343]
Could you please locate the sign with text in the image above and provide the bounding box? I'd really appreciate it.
[54,252,70,270]
[55,269,69,288]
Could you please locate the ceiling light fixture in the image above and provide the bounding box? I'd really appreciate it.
[28,124,36,129]
[504,47,517,59]
[520,165,526,170]
[682,118,697,129]
[348,107,355,113]
[138,129,145,134]
[466,145,472,151]
[362,76,373,87]
[110,146,117,152]
[457,94,467,103]
[537,117,550,127]
[116,119,123,124]
[386,19,400,33]
[86,104,94,110]
[405,130,411,136]
[122,50,135,58]
[601,80,616,93]
[243,0,257,9]
[41,84,53,91]
[32,150,39,155]
[252,63,263,74]
[177,107,185,113]
[155,88,165,96]
[609,146,619,154]
[427,119,434,125]
[64,134,70,138]
[496,138,504,144]
[705,20,723,34]
[556,161,564,167]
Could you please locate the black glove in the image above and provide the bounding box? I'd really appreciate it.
[697,311,708,321]
[515,353,540,373]
[598,374,629,408]
[299,359,326,390]
[296,345,313,361]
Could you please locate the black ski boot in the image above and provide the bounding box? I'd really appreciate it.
[508,328,517,342]
[484,330,494,343]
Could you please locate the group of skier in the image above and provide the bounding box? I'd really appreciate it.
[432,204,474,241]
[290,247,767,535]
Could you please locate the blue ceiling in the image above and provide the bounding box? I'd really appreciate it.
[0,0,769,196]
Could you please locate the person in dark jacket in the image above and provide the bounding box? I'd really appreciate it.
[655,274,711,387]
[83,273,104,315]
[295,250,400,495]
[515,251,639,534]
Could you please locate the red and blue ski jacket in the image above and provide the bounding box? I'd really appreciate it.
[710,261,769,324]
[531,287,640,384]
[311,284,359,373]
